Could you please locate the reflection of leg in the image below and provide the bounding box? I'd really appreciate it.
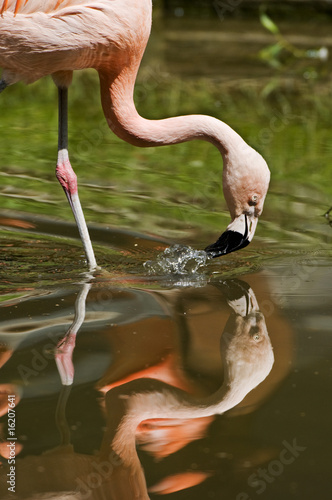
[55,282,91,385]
[56,86,97,270]
[0,80,7,93]
[55,385,73,447]
[56,332,77,386]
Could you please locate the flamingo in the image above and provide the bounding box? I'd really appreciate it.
[0,0,270,270]
[99,282,274,498]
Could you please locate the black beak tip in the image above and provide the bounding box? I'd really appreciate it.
[204,242,227,259]
[205,230,250,258]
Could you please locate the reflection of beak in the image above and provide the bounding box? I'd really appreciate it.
[205,214,258,258]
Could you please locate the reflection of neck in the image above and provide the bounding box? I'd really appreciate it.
[107,374,255,466]
[101,380,243,500]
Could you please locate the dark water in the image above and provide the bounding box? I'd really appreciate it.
[0,214,331,499]
[1,9,332,500]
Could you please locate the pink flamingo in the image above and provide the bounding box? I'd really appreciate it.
[0,0,270,269]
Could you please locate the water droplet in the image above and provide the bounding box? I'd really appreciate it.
[144,244,211,276]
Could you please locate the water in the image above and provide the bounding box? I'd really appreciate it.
[0,213,331,499]
[144,244,211,276]
[1,8,332,500]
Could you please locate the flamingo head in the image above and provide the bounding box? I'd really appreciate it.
[205,148,270,258]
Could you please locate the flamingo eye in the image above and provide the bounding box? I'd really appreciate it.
[250,325,261,342]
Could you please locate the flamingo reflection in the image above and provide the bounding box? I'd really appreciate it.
[98,280,274,498]
[0,277,287,500]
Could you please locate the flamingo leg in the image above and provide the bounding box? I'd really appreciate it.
[56,86,97,270]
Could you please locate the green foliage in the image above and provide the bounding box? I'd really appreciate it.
[258,9,329,78]
[260,12,280,35]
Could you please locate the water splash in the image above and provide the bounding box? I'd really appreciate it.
[144,244,211,276]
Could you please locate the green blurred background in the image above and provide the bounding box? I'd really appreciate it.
[1,0,331,248]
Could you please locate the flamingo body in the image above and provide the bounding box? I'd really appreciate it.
[0,0,150,85]
[0,0,270,267]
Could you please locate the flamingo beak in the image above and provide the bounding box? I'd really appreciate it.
[205,214,258,258]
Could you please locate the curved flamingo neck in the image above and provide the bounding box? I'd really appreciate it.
[98,69,249,161]
[109,378,247,466]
